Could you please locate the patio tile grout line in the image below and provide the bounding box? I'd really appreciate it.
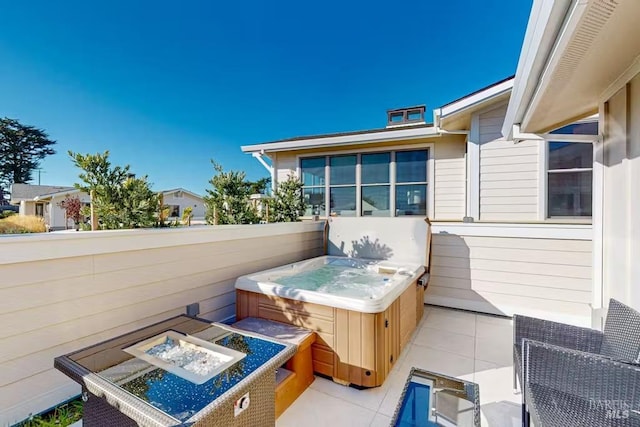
[307,379,383,415]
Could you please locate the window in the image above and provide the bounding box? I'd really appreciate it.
[545,120,597,218]
[301,157,326,216]
[386,106,426,126]
[300,148,429,218]
[547,142,592,217]
[35,203,44,217]
[395,150,428,216]
[169,205,180,217]
[329,155,356,216]
[361,153,390,216]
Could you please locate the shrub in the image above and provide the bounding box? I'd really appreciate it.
[0,209,17,219]
[268,175,306,222]
[182,206,193,226]
[57,195,84,229]
[204,161,260,225]
[0,215,46,234]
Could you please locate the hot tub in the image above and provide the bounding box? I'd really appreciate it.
[235,256,426,388]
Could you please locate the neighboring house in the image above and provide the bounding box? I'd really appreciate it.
[33,188,91,230]
[160,188,206,222]
[10,184,205,229]
[9,184,78,228]
[242,79,596,325]
[502,0,640,327]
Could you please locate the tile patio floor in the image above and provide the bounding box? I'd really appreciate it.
[276,305,522,427]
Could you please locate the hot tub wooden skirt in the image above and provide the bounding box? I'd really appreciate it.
[236,279,424,388]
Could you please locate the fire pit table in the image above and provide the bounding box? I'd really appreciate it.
[54,315,296,427]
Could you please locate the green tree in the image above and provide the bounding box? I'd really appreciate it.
[116,176,159,228]
[269,175,306,222]
[69,151,158,229]
[247,177,270,195]
[0,118,56,193]
[204,161,260,225]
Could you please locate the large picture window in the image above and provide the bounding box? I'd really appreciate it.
[547,142,592,217]
[300,148,429,218]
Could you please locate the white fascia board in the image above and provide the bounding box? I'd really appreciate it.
[521,0,591,132]
[34,188,82,201]
[502,0,573,139]
[241,126,439,153]
[161,189,204,200]
[439,79,514,119]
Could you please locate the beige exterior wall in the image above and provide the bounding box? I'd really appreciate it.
[433,138,466,220]
[426,223,593,326]
[0,222,325,425]
[19,200,36,216]
[271,135,466,221]
[478,103,540,221]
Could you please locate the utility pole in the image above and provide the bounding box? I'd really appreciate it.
[35,168,46,185]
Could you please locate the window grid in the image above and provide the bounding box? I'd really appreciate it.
[300,149,428,218]
[546,141,593,218]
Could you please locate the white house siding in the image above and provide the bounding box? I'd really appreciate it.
[597,72,640,315]
[426,223,593,326]
[19,200,36,216]
[0,222,325,425]
[47,193,91,230]
[162,192,206,220]
[433,138,466,220]
[478,104,539,221]
[273,152,297,186]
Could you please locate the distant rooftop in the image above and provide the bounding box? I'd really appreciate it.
[242,105,435,153]
[9,184,75,204]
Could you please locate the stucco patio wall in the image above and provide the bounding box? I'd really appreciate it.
[0,221,325,425]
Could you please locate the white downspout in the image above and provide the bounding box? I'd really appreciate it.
[252,151,275,193]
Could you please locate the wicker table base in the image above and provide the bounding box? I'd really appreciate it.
[55,316,295,427]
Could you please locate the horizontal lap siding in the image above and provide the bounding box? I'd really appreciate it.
[433,140,466,220]
[478,104,539,221]
[0,226,324,426]
[426,233,592,322]
[274,152,297,184]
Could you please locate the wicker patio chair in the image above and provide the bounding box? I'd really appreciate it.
[513,299,640,426]
[523,340,640,426]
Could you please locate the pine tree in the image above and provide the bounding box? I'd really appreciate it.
[0,117,56,193]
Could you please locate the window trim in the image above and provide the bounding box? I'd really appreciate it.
[542,140,594,220]
[296,143,434,218]
[300,156,328,217]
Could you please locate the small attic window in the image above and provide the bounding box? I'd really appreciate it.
[407,110,423,121]
[386,106,426,127]
[389,112,404,123]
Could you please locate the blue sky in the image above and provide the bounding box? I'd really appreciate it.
[0,0,532,195]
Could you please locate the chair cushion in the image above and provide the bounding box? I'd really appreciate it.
[601,299,640,364]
